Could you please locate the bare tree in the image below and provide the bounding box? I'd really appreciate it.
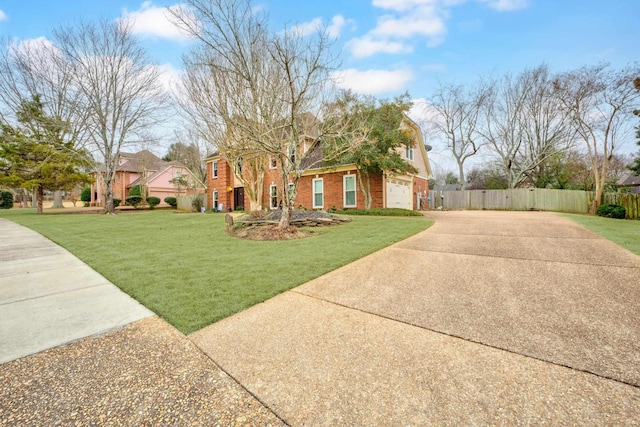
[172,0,343,227]
[53,20,167,214]
[429,81,488,189]
[554,64,640,213]
[480,65,573,188]
[165,129,207,183]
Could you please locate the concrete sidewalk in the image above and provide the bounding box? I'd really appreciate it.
[0,218,153,363]
[191,211,640,425]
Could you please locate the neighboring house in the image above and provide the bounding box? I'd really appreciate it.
[618,172,640,194]
[91,150,205,206]
[204,115,432,211]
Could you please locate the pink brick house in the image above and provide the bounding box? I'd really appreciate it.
[205,116,432,212]
[91,150,205,207]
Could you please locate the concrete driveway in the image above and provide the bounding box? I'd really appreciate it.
[191,211,640,426]
[0,218,153,363]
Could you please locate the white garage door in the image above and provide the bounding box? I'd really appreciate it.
[386,179,412,210]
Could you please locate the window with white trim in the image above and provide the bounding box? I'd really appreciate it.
[269,184,278,209]
[213,190,218,210]
[312,178,323,209]
[343,175,356,208]
[269,157,277,169]
[405,146,414,161]
[212,161,218,178]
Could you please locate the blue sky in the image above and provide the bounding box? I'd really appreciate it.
[1,0,637,98]
[1,0,638,169]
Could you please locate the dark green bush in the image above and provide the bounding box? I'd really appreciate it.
[0,190,14,209]
[596,204,626,219]
[126,195,143,208]
[129,185,143,197]
[113,198,121,208]
[164,197,177,207]
[147,196,161,209]
[80,187,91,202]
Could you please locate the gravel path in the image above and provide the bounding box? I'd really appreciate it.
[0,317,285,427]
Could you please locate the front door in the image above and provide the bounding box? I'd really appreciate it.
[233,187,244,211]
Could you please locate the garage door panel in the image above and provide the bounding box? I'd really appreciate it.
[386,179,412,210]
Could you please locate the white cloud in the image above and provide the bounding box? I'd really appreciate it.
[0,10,7,21]
[120,1,192,40]
[332,68,413,95]
[346,36,412,58]
[408,97,442,127]
[347,0,526,58]
[478,0,528,11]
[346,0,449,57]
[156,62,183,93]
[290,15,349,39]
[372,10,446,39]
[373,0,437,12]
[290,17,324,37]
[327,15,347,38]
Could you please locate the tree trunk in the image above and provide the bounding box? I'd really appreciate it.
[357,170,372,210]
[52,190,64,208]
[104,179,115,214]
[278,204,292,228]
[36,186,44,214]
[32,191,37,208]
[458,162,466,190]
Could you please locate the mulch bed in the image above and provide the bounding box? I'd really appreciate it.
[229,210,351,241]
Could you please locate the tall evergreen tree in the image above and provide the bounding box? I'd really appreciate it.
[0,95,91,213]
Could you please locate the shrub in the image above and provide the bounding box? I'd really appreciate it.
[164,197,177,207]
[129,185,143,197]
[126,195,143,208]
[191,195,204,212]
[596,204,626,219]
[80,187,91,202]
[113,198,121,208]
[337,208,423,217]
[146,196,161,209]
[0,190,14,209]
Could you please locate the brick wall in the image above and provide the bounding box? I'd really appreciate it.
[296,170,384,210]
[412,175,429,210]
[207,159,235,211]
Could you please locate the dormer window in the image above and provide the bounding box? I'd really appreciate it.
[405,146,414,161]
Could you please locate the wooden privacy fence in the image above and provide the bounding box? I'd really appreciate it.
[177,194,207,211]
[428,188,640,219]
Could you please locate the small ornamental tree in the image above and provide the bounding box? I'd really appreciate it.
[129,184,143,197]
[146,196,160,209]
[80,187,91,202]
[334,93,418,209]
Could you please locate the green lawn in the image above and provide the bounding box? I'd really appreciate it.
[562,213,640,255]
[1,209,432,334]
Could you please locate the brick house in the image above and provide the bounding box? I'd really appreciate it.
[90,150,205,207]
[204,116,432,212]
